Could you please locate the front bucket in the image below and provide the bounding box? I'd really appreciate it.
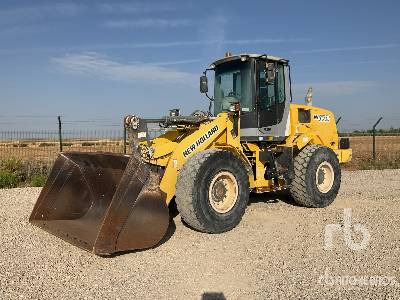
[29,152,169,255]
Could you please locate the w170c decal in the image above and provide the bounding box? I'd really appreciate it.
[314,114,331,123]
[183,125,219,158]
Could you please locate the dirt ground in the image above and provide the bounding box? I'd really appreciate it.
[0,170,399,299]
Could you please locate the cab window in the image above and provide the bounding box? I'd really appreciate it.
[258,62,285,109]
[214,61,252,115]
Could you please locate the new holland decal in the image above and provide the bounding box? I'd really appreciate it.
[182,125,219,158]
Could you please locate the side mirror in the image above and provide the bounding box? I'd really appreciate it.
[266,63,275,84]
[200,75,208,93]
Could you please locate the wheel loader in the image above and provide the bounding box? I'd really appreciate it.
[29,53,352,255]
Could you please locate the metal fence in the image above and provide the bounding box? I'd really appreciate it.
[0,127,170,163]
[0,130,125,163]
[343,134,400,167]
[1,129,400,165]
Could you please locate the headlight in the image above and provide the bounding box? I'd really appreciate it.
[229,103,240,112]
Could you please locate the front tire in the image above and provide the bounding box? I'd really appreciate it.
[175,149,249,233]
[290,144,341,208]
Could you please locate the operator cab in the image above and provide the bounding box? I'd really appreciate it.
[202,53,292,142]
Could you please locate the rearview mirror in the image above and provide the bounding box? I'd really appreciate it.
[200,75,208,93]
[266,63,275,84]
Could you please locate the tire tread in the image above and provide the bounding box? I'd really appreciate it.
[290,144,322,207]
[175,149,221,232]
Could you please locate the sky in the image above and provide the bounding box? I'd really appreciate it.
[0,0,399,131]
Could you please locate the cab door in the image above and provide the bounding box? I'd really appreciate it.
[257,61,286,130]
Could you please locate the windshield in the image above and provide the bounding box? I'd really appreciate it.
[214,61,252,115]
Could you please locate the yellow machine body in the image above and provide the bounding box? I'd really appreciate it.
[143,103,352,204]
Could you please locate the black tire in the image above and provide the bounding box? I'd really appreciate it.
[289,144,341,208]
[175,149,250,233]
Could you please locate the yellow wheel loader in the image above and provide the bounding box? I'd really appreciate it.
[29,53,352,255]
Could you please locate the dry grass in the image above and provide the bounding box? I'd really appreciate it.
[0,139,125,162]
[344,136,400,170]
[1,136,400,170]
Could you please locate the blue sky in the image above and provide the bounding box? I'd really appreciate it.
[0,0,399,131]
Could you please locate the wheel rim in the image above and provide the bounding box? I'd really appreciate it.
[208,171,238,214]
[315,161,334,193]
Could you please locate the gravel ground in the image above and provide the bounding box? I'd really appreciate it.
[0,169,399,299]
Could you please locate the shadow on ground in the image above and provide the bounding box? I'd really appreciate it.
[105,208,177,258]
[108,192,299,257]
[248,190,301,207]
[202,292,226,300]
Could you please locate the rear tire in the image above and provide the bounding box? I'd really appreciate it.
[175,149,249,233]
[289,144,341,208]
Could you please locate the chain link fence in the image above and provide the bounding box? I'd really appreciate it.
[0,127,169,163]
[0,130,124,163]
[0,130,399,169]
[341,134,400,169]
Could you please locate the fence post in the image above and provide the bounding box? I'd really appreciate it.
[123,121,127,154]
[372,117,383,161]
[58,115,63,152]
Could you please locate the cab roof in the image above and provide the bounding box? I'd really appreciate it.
[211,53,289,68]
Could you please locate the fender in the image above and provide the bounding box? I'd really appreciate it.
[159,113,232,203]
